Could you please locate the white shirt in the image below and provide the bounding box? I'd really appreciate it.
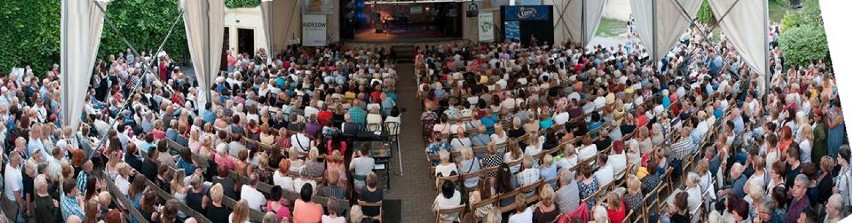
[609,153,628,180]
[350,156,376,176]
[508,207,534,223]
[240,185,267,211]
[435,163,459,177]
[4,164,22,201]
[272,171,295,192]
[556,155,578,171]
[577,144,597,162]
[116,175,131,196]
[433,191,463,221]
[290,133,312,153]
[594,164,614,186]
[293,178,317,193]
[321,215,347,223]
[593,96,607,110]
[553,112,571,125]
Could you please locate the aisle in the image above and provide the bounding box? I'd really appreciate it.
[384,62,436,222]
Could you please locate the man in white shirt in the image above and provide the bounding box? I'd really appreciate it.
[593,154,614,186]
[240,174,267,211]
[3,153,24,222]
[290,124,312,156]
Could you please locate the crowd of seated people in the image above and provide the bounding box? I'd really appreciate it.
[1,43,400,223]
[420,23,850,223]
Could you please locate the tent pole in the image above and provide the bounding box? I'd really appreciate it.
[763,0,771,98]
[581,0,586,47]
[204,0,211,114]
[651,0,657,71]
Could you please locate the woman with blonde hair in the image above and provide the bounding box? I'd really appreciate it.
[229,199,250,223]
[532,184,558,223]
[459,147,480,190]
[504,139,524,174]
[288,147,305,173]
[623,174,643,214]
[604,191,626,223]
[799,126,814,163]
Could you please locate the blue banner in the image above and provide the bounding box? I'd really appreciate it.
[503,5,551,21]
[505,21,520,40]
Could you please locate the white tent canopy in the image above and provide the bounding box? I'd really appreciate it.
[181,0,225,114]
[260,0,275,64]
[61,0,107,130]
[709,0,769,87]
[550,0,607,47]
[629,0,702,62]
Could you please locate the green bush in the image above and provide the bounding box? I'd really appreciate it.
[778,24,828,67]
[225,0,261,8]
[781,0,822,31]
[696,0,716,25]
[0,0,190,75]
[0,0,61,74]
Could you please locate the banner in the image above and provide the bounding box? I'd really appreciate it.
[513,0,542,5]
[504,5,551,21]
[479,12,495,42]
[302,14,327,46]
[303,0,334,15]
[504,21,520,40]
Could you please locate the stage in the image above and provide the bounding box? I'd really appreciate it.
[353,24,448,42]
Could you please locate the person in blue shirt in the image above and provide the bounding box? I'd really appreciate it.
[480,110,498,135]
[425,134,451,166]
[202,102,216,125]
[60,181,85,221]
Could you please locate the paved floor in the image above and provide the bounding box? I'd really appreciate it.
[383,62,436,223]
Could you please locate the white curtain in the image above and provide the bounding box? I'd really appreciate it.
[61,0,107,130]
[709,0,768,78]
[583,0,607,47]
[821,0,852,127]
[630,0,701,61]
[550,0,606,47]
[260,0,274,64]
[182,0,224,114]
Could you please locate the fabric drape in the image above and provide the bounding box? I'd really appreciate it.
[181,0,225,114]
[61,0,107,131]
[709,0,768,78]
[630,0,701,61]
[550,0,607,47]
[260,0,275,64]
[821,0,852,125]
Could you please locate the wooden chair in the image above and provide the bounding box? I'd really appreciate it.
[358,200,384,222]
[435,205,466,223]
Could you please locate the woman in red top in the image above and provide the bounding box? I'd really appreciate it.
[604,192,627,223]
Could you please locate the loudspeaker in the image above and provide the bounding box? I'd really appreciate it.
[467,2,479,17]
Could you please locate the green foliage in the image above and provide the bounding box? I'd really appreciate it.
[0,0,189,75]
[778,24,828,67]
[0,0,61,74]
[99,0,189,63]
[696,0,716,25]
[781,0,823,31]
[225,0,261,8]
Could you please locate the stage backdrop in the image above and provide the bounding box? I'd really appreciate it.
[479,12,495,42]
[502,5,553,46]
[302,14,328,46]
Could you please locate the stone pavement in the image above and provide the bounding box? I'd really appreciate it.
[383,62,437,223]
